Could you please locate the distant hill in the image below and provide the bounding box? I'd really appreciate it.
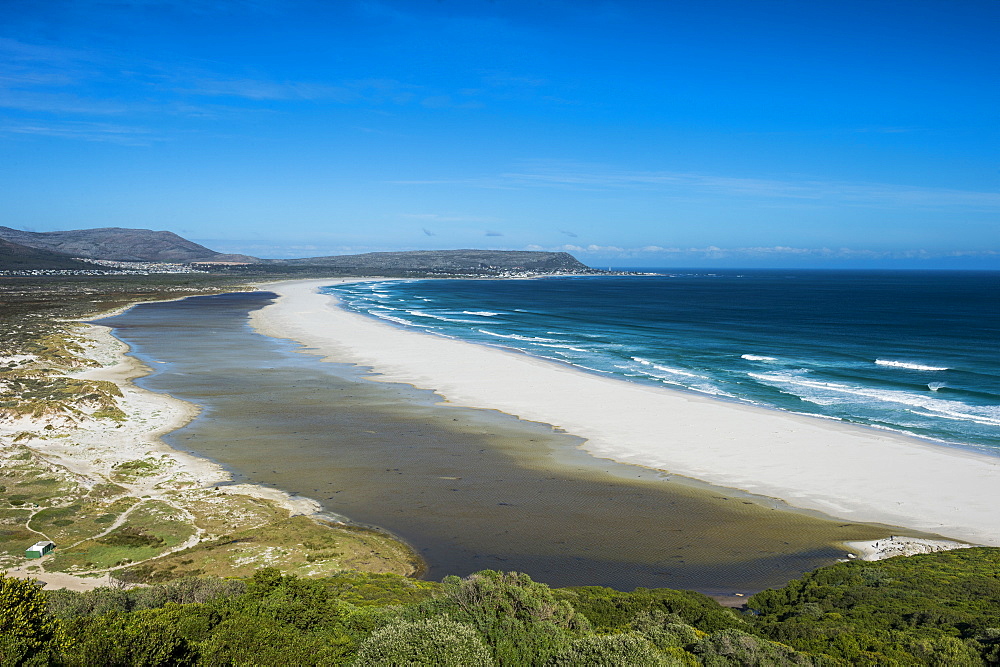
[0,226,593,274]
[0,238,95,270]
[0,226,257,263]
[278,249,591,272]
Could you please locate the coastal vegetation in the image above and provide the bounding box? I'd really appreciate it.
[4,274,999,664]
[3,547,1000,665]
[1,275,422,592]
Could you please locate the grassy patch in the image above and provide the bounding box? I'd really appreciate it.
[162,489,288,538]
[99,525,164,548]
[0,509,43,566]
[110,456,169,482]
[27,496,137,546]
[125,515,422,583]
[1,277,425,582]
[0,446,82,509]
[45,499,195,573]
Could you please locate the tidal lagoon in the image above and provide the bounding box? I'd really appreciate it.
[94,290,902,595]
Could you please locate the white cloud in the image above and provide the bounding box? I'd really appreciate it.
[183,78,360,102]
[399,213,498,223]
[524,243,1000,260]
[0,120,160,145]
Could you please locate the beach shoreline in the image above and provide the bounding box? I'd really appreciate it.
[249,278,1000,550]
[1,290,420,590]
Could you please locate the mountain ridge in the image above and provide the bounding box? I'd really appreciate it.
[273,249,590,272]
[0,238,96,270]
[0,226,593,273]
[0,226,255,263]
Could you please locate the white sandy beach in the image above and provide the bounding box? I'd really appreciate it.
[2,310,322,590]
[250,279,1000,549]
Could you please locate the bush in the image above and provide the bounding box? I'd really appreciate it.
[630,610,703,650]
[353,616,492,666]
[197,615,350,666]
[747,548,1000,664]
[435,570,589,664]
[559,585,743,634]
[692,628,821,666]
[59,609,196,666]
[546,632,677,666]
[0,574,64,665]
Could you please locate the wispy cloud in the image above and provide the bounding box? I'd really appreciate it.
[182,78,360,102]
[0,120,162,145]
[400,213,498,223]
[0,36,434,142]
[526,243,1000,261]
[179,75,422,105]
[0,38,90,65]
[481,72,547,89]
[0,90,132,114]
[50,0,285,14]
[420,94,483,110]
[393,160,1000,210]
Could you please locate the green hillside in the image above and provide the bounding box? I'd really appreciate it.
[4,548,999,665]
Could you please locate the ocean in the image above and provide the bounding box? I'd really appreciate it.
[325,270,1000,454]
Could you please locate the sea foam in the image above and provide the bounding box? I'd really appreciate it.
[477,329,560,343]
[749,371,1000,427]
[631,357,703,378]
[325,273,999,451]
[875,359,949,371]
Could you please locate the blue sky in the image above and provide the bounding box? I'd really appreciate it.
[1,0,998,268]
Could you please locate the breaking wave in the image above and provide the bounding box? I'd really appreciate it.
[875,359,949,371]
[477,329,560,343]
[750,371,1000,428]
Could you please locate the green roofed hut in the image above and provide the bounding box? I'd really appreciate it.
[25,540,55,558]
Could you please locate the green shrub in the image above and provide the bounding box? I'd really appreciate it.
[748,547,1000,664]
[0,574,65,665]
[546,632,677,666]
[559,584,743,634]
[59,609,196,666]
[197,615,349,666]
[691,628,818,666]
[435,570,589,664]
[353,615,492,666]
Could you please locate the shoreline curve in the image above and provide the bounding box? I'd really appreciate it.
[248,278,1000,548]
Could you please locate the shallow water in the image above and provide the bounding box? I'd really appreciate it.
[95,291,905,594]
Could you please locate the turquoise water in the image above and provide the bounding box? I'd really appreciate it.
[327,270,1000,453]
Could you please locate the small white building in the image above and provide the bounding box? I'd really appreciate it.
[25,540,55,558]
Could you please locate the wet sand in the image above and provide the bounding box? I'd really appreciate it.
[251,279,1000,548]
[94,290,910,594]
